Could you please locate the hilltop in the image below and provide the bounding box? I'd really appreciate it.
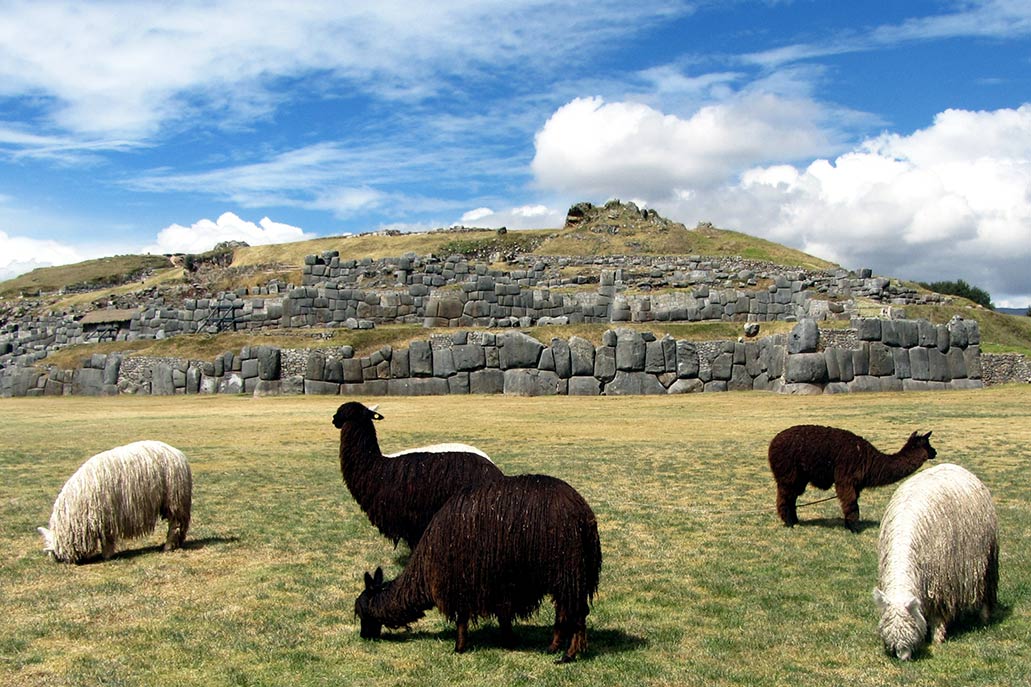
[2,201,1029,365]
[1,200,834,302]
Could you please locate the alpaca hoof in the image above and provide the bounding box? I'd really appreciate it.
[555,654,575,664]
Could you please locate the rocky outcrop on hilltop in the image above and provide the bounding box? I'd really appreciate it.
[564,200,687,235]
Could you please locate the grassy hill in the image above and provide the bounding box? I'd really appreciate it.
[0,254,172,298]
[3,213,1029,359]
[231,223,834,271]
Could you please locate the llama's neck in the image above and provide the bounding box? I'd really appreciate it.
[866,446,927,488]
[368,574,433,629]
[338,422,381,483]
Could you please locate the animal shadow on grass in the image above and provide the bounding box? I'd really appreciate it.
[375,623,647,660]
[796,517,879,533]
[81,535,240,564]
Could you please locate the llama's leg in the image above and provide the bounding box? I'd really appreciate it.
[776,485,800,526]
[454,614,469,654]
[498,615,516,648]
[835,483,861,532]
[101,537,115,560]
[163,520,180,551]
[557,615,588,664]
[548,608,567,654]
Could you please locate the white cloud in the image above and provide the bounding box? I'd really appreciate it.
[531,94,839,199]
[460,207,494,223]
[649,105,1031,306]
[0,0,690,146]
[144,213,315,254]
[0,230,85,281]
[454,204,564,230]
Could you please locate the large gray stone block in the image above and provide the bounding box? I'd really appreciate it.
[855,318,881,341]
[151,363,175,396]
[551,338,572,378]
[594,346,616,382]
[568,376,602,395]
[785,352,828,384]
[728,364,754,391]
[569,336,595,376]
[676,340,699,378]
[387,377,450,396]
[409,341,432,376]
[432,348,457,378]
[909,346,930,380]
[645,340,666,374]
[390,349,410,379]
[503,369,563,396]
[256,346,281,380]
[452,344,485,371]
[304,380,340,395]
[615,328,646,371]
[787,318,819,353]
[469,368,504,394]
[343,359,364,383]
[306,352,326,381]
[499,331,544,369]
[892,347,911,379]
[604,371,667,395]
[667,378,704,394]
[928,348,950,382]
[868,342,894,377]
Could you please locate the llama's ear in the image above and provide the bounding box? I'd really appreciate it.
[364,571,375,589]
[373,566,384,586]
[923,430,932,439]
[872,588,887,610]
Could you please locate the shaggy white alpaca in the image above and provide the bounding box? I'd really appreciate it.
[874,463,998,660]
[38,440,192,563]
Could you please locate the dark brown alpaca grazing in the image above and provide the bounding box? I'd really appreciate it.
[332,401,503,549]
[354,474,602,663]
[767,425,936,532]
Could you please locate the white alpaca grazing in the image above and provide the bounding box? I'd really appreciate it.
[38,440,192,563]
[873,463,998,660]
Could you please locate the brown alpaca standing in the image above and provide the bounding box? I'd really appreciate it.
[767,425,936,532]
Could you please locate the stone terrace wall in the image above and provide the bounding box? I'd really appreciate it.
[1,248,954,375]
[4,317,992,397]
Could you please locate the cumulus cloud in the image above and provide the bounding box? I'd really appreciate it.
[144,212,314,254]
[651,105,1031,306]
[0,230,85,281]
[531,94,838,199]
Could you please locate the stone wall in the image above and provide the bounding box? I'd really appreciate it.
[1,246,958,375]
[5,317,1000,397]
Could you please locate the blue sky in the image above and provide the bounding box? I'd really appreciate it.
[1,0,1030,306]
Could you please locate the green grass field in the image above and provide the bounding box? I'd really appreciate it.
[2,389,1030,686]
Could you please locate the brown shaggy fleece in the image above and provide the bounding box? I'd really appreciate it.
[768,425,936,531]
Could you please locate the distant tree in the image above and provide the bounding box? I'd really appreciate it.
[1026,306,1030,317]
[919,279,994,309]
